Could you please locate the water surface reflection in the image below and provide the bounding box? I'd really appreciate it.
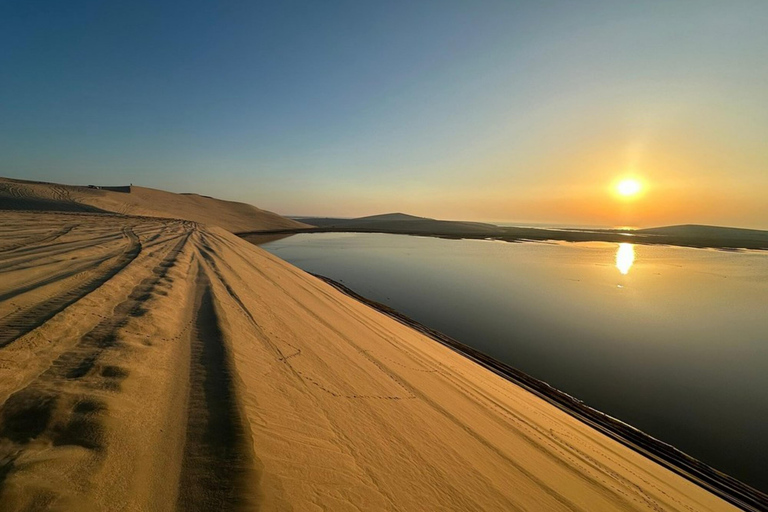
[616,243,635,275]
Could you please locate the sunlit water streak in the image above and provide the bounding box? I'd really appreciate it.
[616,243,635,275]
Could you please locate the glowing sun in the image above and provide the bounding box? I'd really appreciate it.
[616,178,642,197]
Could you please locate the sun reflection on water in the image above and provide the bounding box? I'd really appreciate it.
[616,243,635,275]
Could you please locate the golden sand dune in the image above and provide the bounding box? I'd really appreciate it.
[0,210,738,511]
[0,177,308,233]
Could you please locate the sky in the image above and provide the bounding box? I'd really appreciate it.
[1,1,767,228]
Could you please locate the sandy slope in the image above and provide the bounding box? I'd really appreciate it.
[0,210,738,511]
[0,177,308,232]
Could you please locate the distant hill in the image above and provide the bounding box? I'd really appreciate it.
[249,213,768,250]
[0,177,308,233]
[629,224,768,250]
[356,213,432,222]
[637,224,768,240]
[292,213,499,235]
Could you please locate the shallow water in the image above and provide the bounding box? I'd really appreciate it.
[261,233,768,492]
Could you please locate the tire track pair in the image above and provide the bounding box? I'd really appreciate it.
[0,229,127,274]
[0,227,142,348]
[0,229,190,498]
[176,267,257,511]
[0,224,77,256]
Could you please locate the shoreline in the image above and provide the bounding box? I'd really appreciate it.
[241,227,768,251]
[312,273,768,512]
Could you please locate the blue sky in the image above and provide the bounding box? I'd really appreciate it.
[2,1,767,227]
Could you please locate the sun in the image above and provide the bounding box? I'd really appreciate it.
[616,178,642,197]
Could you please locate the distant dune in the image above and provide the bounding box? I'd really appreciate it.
[278,212,500,235]
[636,224,768,246]
[250,213,768,250]
[0,177,308,233]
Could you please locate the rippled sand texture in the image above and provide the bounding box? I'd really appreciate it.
[0,208,738,511]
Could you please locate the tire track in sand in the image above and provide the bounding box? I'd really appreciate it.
[176,266,257,511]
[0,227,141,348]
[0,228,190,500]
[0,224,77,255]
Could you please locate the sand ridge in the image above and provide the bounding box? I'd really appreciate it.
[0,209,740,511]
[0,177,308,233]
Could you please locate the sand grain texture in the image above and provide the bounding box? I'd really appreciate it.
[0,207,740,511]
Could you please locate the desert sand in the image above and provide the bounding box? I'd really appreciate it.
[0,177,308,233]
[0,181,746,510]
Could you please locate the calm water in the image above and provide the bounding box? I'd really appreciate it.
[261,233,768,492]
